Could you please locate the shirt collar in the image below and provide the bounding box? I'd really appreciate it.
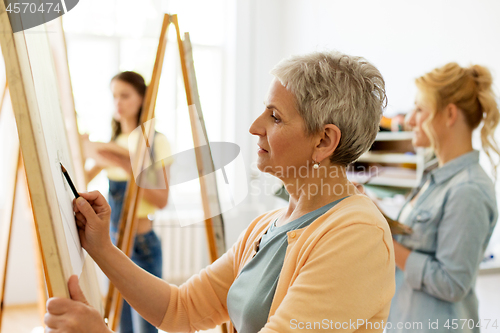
[429,150,479,185]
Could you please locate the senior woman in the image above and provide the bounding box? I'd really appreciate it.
[45,51,395,333]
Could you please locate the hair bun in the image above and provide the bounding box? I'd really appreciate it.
[468,64,493,92]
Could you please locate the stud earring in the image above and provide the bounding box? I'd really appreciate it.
[313,160,320,169]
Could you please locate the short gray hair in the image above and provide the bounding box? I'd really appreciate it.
[270,51,387,166]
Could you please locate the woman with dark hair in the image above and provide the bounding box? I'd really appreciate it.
[85,71,171,333]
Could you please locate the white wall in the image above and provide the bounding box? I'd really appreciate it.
[476,272,500,333]
[223,0,290,246]
[4,176,40,306]
[280,0,500,116]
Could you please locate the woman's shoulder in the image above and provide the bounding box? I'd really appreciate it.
[154,131,168,142]
[253,196,387,232]
[449,163,496,203]
[114,133,129,148]
[304,195,392,245]
[152,132,170,149]
[243,196,389,240]
[152,132,173,163]
[128,131,169,146]
[321,194,387,227]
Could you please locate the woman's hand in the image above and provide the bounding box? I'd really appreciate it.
[351,181,366,194]
[97,150,132,174]
[72,191,170,329]
[73,191,114,258]
[45,275,111,333]
[98,147,132,174]
[393,239,411,271]
[83,139,131,172]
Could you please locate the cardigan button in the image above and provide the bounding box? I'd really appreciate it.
[289,231,296,238]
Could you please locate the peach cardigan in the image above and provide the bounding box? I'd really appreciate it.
[159,194,395,332]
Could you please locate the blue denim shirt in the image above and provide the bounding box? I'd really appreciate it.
[387,150,498,333]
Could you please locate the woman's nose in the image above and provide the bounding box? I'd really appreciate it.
[406,110,416,128]
[249,113,266,137]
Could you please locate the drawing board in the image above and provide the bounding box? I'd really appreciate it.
[0,3,102,310]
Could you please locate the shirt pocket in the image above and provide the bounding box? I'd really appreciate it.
[408,209,439,252]
[414,210,432,223]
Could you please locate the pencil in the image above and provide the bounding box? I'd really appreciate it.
[60,163,80,198]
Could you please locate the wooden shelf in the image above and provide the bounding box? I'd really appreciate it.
[348,175,417,188]
[352,131,423,188]
[479,253,500,274]
[348,164,420,188]
[366,177,418,188]
[358,152,417,164]
[375,131,414,141]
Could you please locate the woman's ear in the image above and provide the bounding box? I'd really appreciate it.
[445,103,459,127]
[314,124,341,162]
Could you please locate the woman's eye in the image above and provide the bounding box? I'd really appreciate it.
[271,111,280,122]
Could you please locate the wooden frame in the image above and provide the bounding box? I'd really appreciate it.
[45,16,103,311]
[0,2,102,313]
[105,14,227,332]
[0,85,20,330]
[0,16,95,330]
[180,31,226,259]
[104,13,171,329]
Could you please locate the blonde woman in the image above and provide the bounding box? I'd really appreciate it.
[388,63,499,333]
[46,51,395,333]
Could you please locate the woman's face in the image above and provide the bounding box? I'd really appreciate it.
[409,91,458,150]
[111,79,143,122]
[408,91,436,148]
[249,79,316,178]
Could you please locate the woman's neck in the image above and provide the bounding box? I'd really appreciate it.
[120,118,137,135]
[279,164,356,226]
[435,132,474,167]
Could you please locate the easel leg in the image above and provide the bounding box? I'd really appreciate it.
[105,14,228,333]
[105,13,171,330]
[0,150,20,332]
[30,198,48,324]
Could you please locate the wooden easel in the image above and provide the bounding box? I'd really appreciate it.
[104,14,227,332]
[0,6,101,328]
[0,83,47,331]
[0,16,91,330]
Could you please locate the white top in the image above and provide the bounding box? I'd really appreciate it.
[400,179,431,223]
